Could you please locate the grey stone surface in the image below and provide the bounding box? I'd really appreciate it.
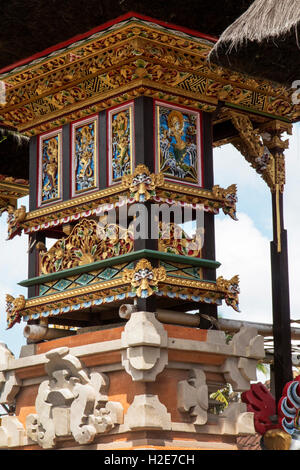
[121,311,168,382]
[177,369,208,425]
[19,344,37,358]
[124,395,172,431]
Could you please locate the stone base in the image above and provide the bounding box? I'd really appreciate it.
[0,312,265,450]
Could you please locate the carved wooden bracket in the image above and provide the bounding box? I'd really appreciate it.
[230,111,292,193]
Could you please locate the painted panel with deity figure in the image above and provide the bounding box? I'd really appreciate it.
[71,116,98,197]
[38,129,62,207]
[155,102,202,186]
[107,102,134,186]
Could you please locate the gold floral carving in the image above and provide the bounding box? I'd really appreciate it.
[216,275,240,312]
[122,164,164,202]
[158,222,203,258]
[6,294,26,329]
[122,258,166,297]
[40,218,133,274]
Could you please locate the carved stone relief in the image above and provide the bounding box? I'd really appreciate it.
[26,347,123,449]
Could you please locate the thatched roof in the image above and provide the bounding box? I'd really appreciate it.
[209,0,300,86]
[0,0,253,72]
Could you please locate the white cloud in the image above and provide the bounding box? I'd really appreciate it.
[215,212,272,323]
[283,123,300,322]
[214,124,300,327]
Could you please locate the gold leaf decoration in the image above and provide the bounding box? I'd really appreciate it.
[40,218,134,274]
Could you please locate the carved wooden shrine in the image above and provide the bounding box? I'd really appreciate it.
[0,12,296,450]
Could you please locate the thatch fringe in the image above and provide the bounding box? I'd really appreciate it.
[0,127,29,147]
[211,0,300,54]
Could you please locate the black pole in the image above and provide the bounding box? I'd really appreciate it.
[270,191,293,407]
[201,112,218,329]
[133,97,157,312]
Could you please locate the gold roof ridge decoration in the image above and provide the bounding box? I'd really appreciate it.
[0,17,297,136]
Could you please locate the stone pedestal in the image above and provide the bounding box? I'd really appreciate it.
[0,312,264,450]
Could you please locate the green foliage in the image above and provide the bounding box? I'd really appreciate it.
[256,362,268,376]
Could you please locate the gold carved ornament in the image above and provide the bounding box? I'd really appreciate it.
[6,205,26,240]
[230,112,292,194]
[211,184,238,221]
[158,221,203,258]
[122,164,164,202]
[6,294,26,329]
[122,258,166,298]
[0,19,296,136]
[40,218,134,274]
[216,275,240,312]
[230,112,275,189]
[20,180,238,236]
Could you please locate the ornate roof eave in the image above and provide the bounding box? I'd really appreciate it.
[0,3,256,71]
[4,164,238,240]
[0,17,297,137]
[6,256,240,328]
[0,175,29,214]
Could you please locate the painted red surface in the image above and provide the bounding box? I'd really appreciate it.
[241,383,279,435]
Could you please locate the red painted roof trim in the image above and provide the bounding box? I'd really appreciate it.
[0,11,217,75]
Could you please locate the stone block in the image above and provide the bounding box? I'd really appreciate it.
[124,394,172,431]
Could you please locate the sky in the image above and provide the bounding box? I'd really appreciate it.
[0,123,300,358]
